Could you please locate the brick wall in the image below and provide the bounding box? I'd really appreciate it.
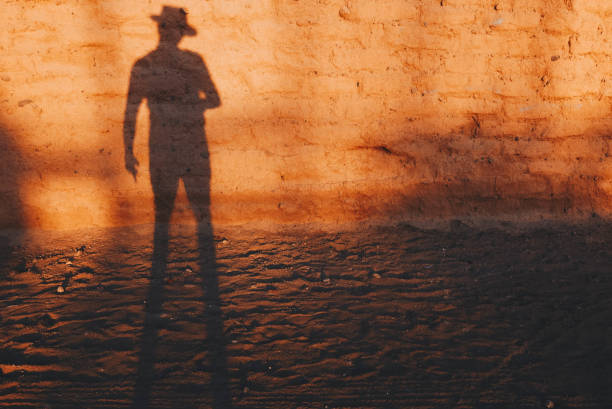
[1,0,610,230]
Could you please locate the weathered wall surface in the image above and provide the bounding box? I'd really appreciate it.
[1,0,611,230]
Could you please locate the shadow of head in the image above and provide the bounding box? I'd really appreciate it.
[151,6,197,44]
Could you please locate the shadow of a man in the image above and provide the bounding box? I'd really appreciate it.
[123,6,230,408]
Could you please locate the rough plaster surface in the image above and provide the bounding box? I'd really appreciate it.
[0,0,611,230]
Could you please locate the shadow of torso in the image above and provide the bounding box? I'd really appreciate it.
[127,44,219,223]
[136,47,210,177]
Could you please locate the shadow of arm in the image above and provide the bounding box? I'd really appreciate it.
[199,58,221,110]
[123,63,145,179]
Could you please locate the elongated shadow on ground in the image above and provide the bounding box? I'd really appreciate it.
[123,6,229,408]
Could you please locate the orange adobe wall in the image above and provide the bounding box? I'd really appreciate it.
[0,0,610,230]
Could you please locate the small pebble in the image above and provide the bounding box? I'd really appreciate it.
[339,5,351,20]
[323,278,331,284]
[222,239,229,244]
[185,267,193,273]
[545,400,555,409]
[372,273,381,279]
[40,313,57,327]
[56,285,65,294]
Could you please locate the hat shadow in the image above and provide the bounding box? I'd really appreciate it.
[150,5,197,37]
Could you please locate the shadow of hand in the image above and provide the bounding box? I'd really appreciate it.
[125,152,140,181]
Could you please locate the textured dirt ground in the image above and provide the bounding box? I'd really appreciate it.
[0,221,611,409]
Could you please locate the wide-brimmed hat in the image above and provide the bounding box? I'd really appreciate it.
[150,6,197,36]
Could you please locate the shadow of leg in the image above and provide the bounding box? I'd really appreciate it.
[198,222,232,409]
[132,222,169,408]
[133,172,175,408]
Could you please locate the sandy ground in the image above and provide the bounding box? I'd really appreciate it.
[0,221,611,409]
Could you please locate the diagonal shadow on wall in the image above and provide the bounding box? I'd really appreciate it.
[0,121,24,268]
